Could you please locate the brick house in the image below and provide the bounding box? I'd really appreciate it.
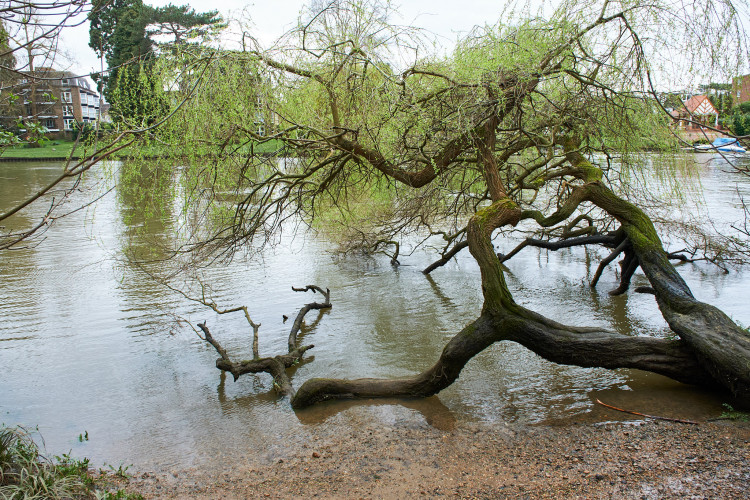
[1,67,102,140]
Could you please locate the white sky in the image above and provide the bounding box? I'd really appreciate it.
[59,0,525,76]
[50,0,747,91]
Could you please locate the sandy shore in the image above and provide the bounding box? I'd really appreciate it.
[115,418,749,499]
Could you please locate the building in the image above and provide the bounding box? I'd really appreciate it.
[0,67,102,140]
[732,74,750,104]
[668,94,723,141]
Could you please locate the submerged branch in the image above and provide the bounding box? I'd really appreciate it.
[423,240,469,274]
[289,285,332,352]
[195,284,331,397]
[498,233,620,263]
[197,322,231,363]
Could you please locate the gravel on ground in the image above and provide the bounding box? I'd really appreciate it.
[116,418,750,499]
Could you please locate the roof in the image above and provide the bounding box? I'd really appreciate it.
[683,94,718,115]
[20,67,93,91]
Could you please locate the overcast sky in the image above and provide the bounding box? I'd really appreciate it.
[59,0,524,76]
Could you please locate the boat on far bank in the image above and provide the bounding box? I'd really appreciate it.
[694,137,747,154]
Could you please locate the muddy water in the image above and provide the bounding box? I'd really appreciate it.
[1,156,748,469]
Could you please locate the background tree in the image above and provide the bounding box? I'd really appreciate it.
[0,21,20,143]
[147,3,224,46]
[730,101,750,136]
[0,21,16,82]
[699,82,734,127]
[88,0,223,124]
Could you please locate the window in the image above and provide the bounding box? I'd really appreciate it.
[43,118,56,129]
[64,119,75,130]
[63,105,74,116]
[257,124,266,136]
[62,91,72,103]
[61,78,69,86]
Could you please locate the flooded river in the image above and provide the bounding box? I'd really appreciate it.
[1,155,749,470]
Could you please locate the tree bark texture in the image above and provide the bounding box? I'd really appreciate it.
[291,178,749,407]
[582,181,750,400]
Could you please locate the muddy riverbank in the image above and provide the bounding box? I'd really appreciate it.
[116,418,750,499]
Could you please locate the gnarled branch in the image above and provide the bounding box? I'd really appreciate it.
[195,284,331,397]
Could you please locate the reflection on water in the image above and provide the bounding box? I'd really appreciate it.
[1,156,749,469]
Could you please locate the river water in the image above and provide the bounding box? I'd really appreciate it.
[1,155,749,470]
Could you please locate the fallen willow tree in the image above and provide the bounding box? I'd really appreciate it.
[126,0,750,408]
[290,148,750,407]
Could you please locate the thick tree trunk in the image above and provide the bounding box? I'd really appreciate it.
[583,182,750,400]
[292,195,723,408]
[291,309,712,408]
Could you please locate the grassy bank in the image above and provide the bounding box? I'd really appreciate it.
[0,141,81,159]
[0,139,285,160]
[0,424,141,499]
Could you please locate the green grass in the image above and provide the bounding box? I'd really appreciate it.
[0,141,82,159]
[718,404,750,422]
[0,424,142,500]
[0,139,285,160]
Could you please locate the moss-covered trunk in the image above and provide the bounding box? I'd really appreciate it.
[584,182,750,400]
[291,194,720,408]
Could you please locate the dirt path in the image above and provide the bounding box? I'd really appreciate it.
[118,419,749,499]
